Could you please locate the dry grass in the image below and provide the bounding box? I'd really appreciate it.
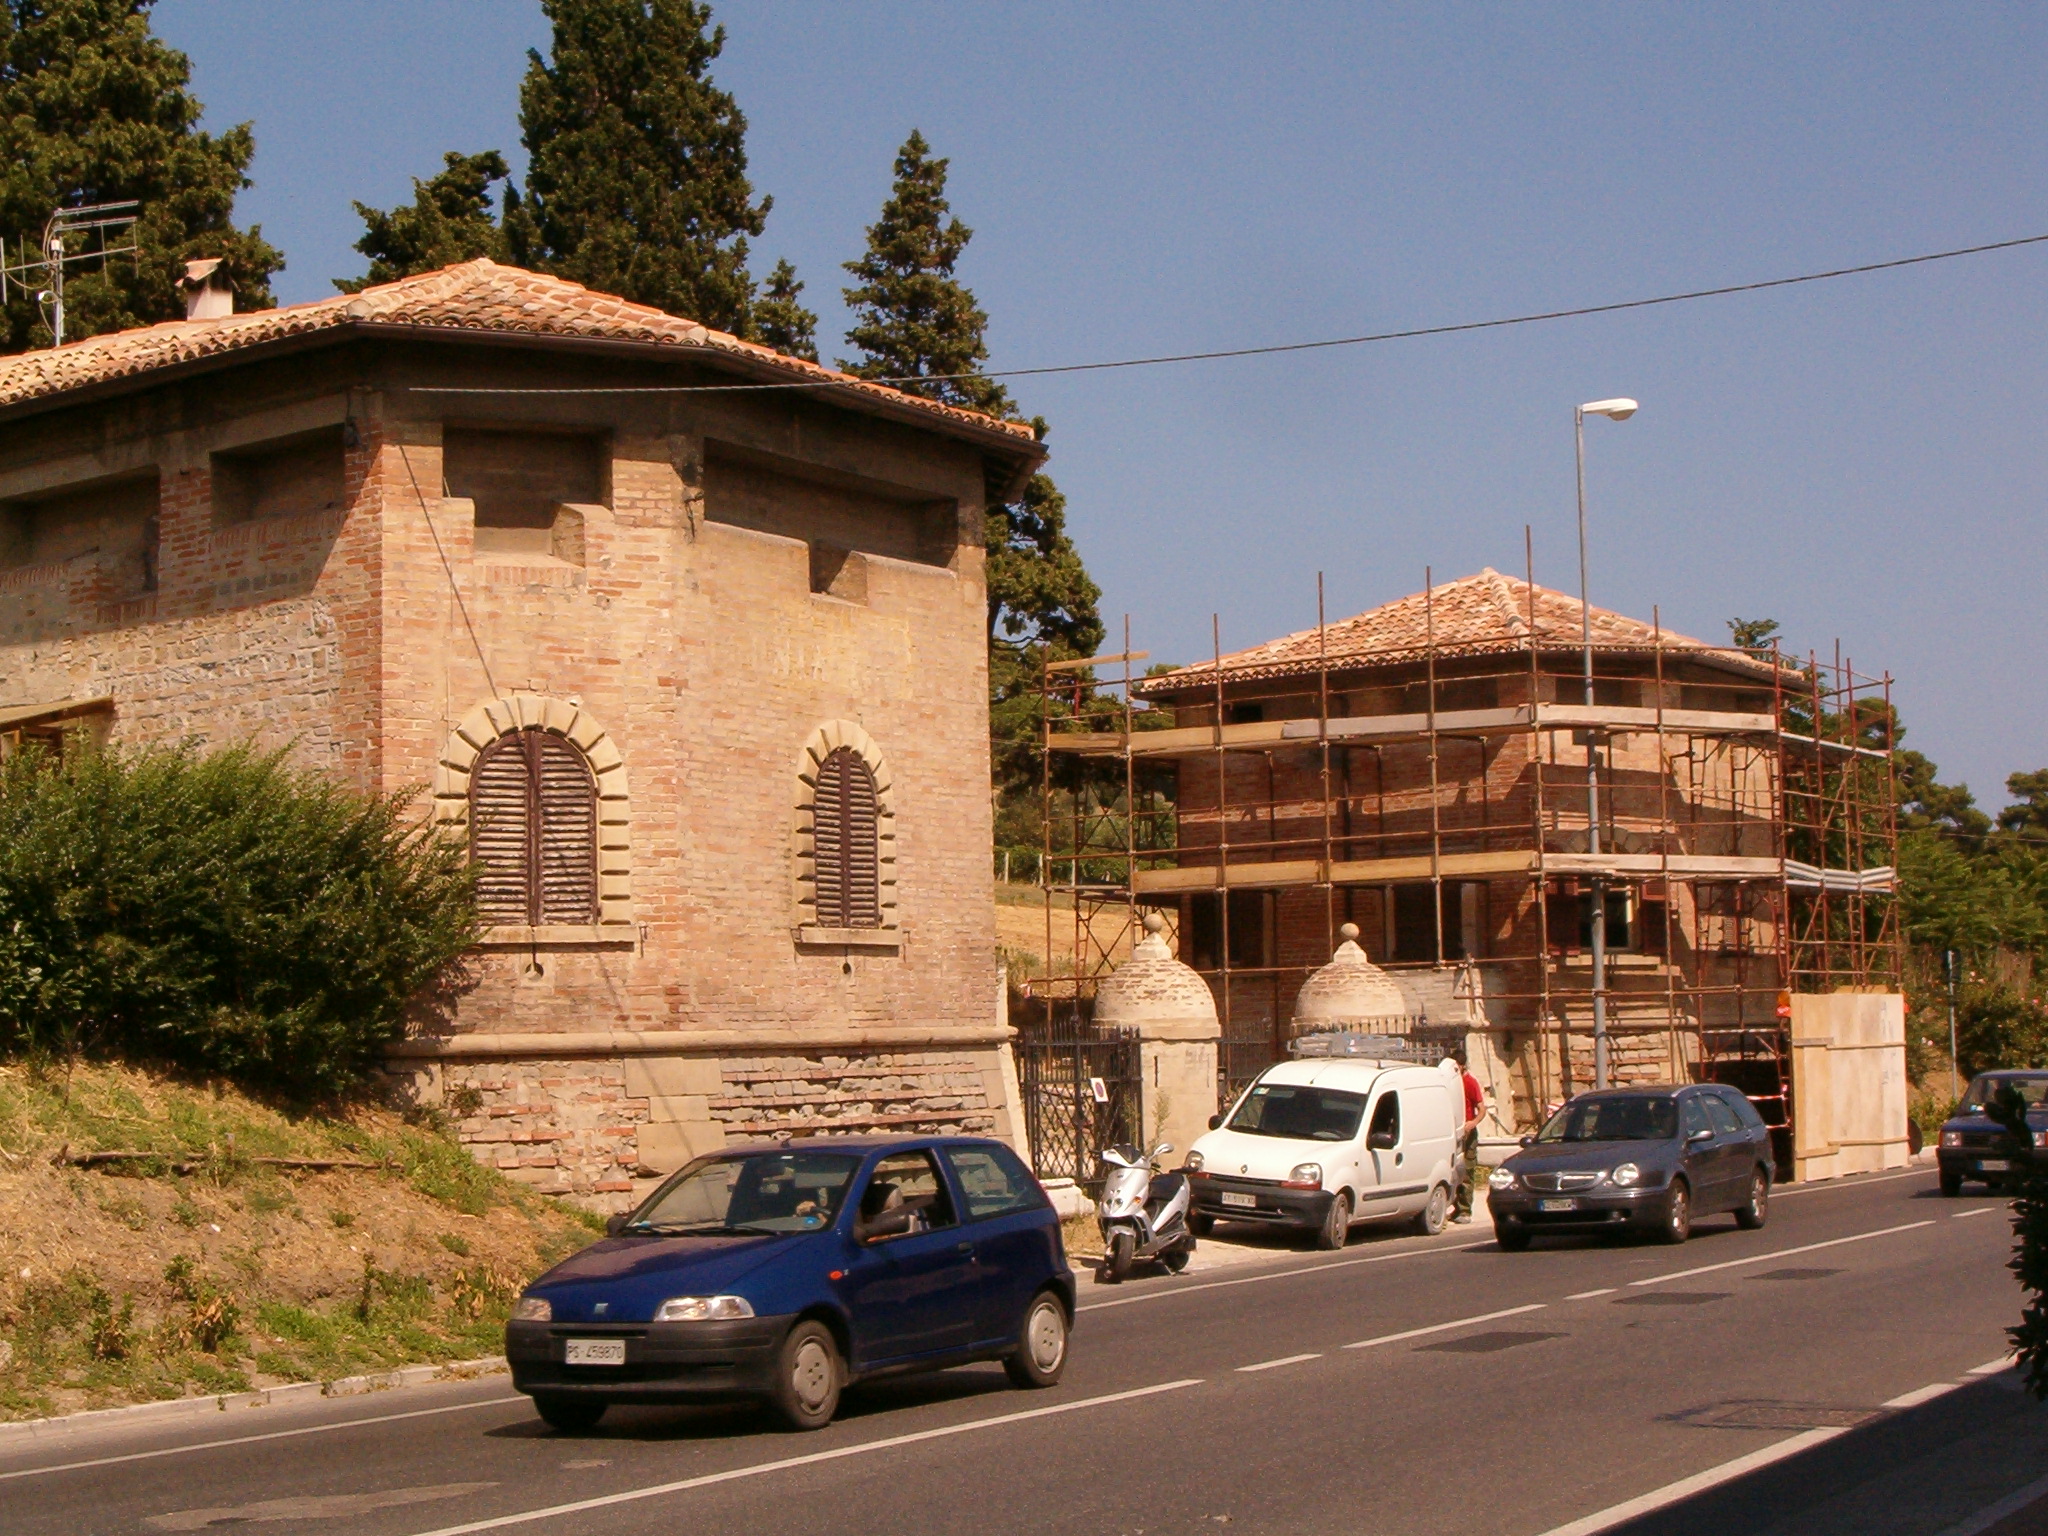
[0,1061,601,1421]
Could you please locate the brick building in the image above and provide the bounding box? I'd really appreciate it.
[1043,569,1900,1157]
[0,259,1042,1203]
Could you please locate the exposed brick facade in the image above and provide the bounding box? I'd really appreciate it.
[0,281,1041,1207]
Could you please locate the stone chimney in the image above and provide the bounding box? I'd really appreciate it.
[179,258,233,321]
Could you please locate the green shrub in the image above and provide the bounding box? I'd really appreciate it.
[0,741,477,1095]
[1956,983,2048,1079]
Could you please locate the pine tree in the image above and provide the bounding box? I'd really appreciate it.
[754,257,817,360]
[842,130,1104,862]
[0,0,283,352]
[510,0,767,334]
[841,131,1011,416]
[335,152,511,293]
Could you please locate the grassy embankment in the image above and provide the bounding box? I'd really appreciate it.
[0,1062,602,1422]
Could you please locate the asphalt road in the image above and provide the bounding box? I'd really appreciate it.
[5,1168,2040,1536]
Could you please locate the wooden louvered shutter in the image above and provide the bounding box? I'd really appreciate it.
[470,736,534,924]
[813,747,880,929]
[533,732,597,924]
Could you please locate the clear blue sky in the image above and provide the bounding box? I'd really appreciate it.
[155,1,2048,811]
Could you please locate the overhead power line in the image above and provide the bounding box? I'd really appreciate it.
[411,229,2048,398]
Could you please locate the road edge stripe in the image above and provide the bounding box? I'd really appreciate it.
[1528,1426,1848,1536]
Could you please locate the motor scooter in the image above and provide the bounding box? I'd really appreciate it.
[1096,1141,1195,1283]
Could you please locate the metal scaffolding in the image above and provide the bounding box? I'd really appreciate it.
[1029,568,1900,1166]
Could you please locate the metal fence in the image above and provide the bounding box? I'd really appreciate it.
[1013,1003,1143,1190]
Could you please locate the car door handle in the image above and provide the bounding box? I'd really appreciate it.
[956,1241,974,1255]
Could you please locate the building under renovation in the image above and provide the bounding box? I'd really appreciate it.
[1028,568,1905,1180]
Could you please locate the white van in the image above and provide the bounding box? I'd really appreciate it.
[1185,1058,1463,1249]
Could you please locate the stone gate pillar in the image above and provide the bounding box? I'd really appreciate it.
[1095,914,1221,1160]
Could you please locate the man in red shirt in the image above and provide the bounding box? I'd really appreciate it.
[1454,1052,1487,1224]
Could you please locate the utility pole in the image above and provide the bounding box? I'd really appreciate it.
[0,201,140,348]
[1946,948,1960,1103]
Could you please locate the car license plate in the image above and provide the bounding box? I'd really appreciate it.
[1979,1159,2012,1172]
[564,1339,626,1366]
[1537,1198,1578,1212]
[1220,1191,1257,1209]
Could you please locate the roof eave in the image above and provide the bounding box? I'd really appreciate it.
[0,321,1049,482]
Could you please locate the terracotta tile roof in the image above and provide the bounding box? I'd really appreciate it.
[0,258,1039,447]
[1136,568,1784,694]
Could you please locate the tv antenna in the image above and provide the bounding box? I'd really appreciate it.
[0,200,141,347]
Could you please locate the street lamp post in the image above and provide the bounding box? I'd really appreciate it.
[1575,397,1638,1092]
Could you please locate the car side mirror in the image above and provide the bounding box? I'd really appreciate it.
[1688,1129,1714,1144]
[1367,1129,1397,1151]
[605,1213,629,1238]
[1519,1135,1536,1148]
[859,1207,915,1244]
[1208,1114,1222,1130]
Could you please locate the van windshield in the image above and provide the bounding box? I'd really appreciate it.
[1227,1084,1368,1141]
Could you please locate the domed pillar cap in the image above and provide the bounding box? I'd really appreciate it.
[1094,913,1220,1042]
[1292,923,1411,1035]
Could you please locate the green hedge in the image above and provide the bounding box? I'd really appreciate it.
[0,742,477,1095]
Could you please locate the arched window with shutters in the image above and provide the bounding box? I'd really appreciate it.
[470,727,599,926]
[794,722,896,943]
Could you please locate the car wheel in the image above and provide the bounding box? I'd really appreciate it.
[1940,1171,1963,1198]
[1314,1191,1351,1251]
[768,1320,841,1431]
[1413,1183,1450,1237]
[1003,1290,1070,1389]
[532,1394,606,1433]
[1735,1168,1769,1230]
[1104,1228,1136,1283]
[1495,1222,1531,1252]
[1189,1214,1215,1238]
[1657,1179,1691,1245]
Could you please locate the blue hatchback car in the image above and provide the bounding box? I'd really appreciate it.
[505,1135,1075,1432]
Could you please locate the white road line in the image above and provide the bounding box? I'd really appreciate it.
[1934,1468,2048,1536]
[1882,1382,1960,1409]
[0,1396,522,1484]
[1772,1167,1931,1199]
[1951,1207,2000,1220]
[1967,1355,2016,1376]
[1529,1426,1849,1536]
[1628,1220,1935,1286]
[1078,1239,1492,1313]
[1234,1353,1321,1373]
[1565,1288,1616,1301]
[1344,1303,1548,1351]
[401,1378,1204,1536]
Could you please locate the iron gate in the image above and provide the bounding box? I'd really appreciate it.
[1013,1003,1143,1190]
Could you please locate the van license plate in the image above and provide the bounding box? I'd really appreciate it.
[1220,1192,1257,1209]
[565,1340,626,1366]
[1537,1198,1578,1212]
[1978,1159,2011,1173]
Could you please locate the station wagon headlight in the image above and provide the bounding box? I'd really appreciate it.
[1185,1150,1204,1173]
[1940,1130,1962,1148]
[654,1295,756,1322]
[1610,1162,1642,1188]
[1488,1166,1516,1190]
[510,1295,552,1322]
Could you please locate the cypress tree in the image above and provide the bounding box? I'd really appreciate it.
[509,0,768,334]
[0,0,283,352]
[842,130,1103,865]
[335,151,511,293]
[754,257,817,360]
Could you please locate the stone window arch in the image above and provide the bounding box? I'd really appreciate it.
[433,694,631,932]
[795,721,896,940]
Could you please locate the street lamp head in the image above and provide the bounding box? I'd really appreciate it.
[1579,398,1638,421]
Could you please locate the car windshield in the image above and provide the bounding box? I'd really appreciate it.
[1227,1083,1368,1141]
[621,1152,861,1235]
[1962,1076,2048,1115]
[1537,1095,1678,1143]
